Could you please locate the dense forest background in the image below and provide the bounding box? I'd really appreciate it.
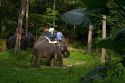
[1,0,125,83]
[0,0,125,48]
[0,0,86,41]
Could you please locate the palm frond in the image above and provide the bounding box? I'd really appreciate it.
[96,28,125,57]
[96,38,116,49]
[60,10,89,25]
[60,8,107,26]
[111,28,125,41]
[96,28,125,49]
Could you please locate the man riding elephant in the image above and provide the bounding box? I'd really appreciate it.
[33,36,63,67]
[42,27,57,43]
[32,24,70,67]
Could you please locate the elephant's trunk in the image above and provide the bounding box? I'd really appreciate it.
[63,50,70,58]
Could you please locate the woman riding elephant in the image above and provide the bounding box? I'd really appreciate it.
[56,30,70,57]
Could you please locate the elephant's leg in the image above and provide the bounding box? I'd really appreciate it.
[34,54,41,67]
[56,46,63,66]
[34,56,37,67]
[48,55,55,67]
[57,53,63,66]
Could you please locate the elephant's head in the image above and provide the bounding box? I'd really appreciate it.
[58,39,70,58]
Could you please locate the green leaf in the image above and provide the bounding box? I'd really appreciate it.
[111,28,125,41]
[60,9,89,25]
[96,28,125,50]
[117,0,125,6]
[96,38,116,49]
[60,8,106,26]
[82,0,108,8]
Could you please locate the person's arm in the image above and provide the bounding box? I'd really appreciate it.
[61,32,63,38]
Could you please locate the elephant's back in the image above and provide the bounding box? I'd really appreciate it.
[33,39,56,58]
[34,38,49,49]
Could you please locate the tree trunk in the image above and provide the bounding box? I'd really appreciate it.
[0,0,1,7]
[25,0,29,35]
[0,0,2,34]
[0,17,3,35]
[0,1,5,37]
[101,15,107,63]
[15,0,26,53]
[53,0,55,26]
[87,22,93,53]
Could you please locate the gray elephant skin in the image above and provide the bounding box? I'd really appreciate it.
[33,37,70,67]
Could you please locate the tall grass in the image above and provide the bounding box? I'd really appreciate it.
[0,48,125,83]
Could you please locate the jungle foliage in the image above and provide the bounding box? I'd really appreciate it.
[1,0,125,82]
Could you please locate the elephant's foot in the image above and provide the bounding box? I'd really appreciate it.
[49,58,55,67]
[33,64,40,68]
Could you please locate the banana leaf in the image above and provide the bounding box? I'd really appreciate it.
[60,8,106,26]
[96,28,125,55]
[82,0,125,8]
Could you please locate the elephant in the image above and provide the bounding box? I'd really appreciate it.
[32,36,70,67]
[6,32,34,49]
